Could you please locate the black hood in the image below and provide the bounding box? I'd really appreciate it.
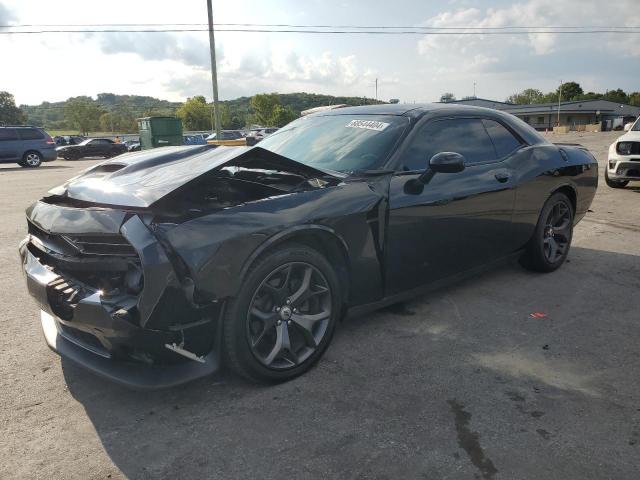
[47,145,342,208]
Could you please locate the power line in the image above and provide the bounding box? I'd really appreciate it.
[2,28,640,35]
[1,22,639,30]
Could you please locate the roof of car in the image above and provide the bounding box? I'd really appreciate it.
[313,103,508,118]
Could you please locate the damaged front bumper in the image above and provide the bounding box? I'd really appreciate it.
[19,202,221,389]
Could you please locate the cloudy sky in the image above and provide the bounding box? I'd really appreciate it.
[1,0,639,106]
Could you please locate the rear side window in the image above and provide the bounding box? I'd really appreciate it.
[17,128,44,140]
[402,118,497,170]
[0,129,19,141]
[482,120,522,158]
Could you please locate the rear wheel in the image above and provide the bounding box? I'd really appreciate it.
[604,168,628,188]
[223,243,341,383]
[521,192,574,272]
[22,151,42,168]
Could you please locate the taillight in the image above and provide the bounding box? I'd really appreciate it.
[44,135,55,145]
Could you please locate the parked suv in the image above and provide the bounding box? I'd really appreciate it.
[606,119,640,188]
[0,126,57,168]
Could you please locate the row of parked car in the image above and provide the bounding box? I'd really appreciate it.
[0,125,280,168]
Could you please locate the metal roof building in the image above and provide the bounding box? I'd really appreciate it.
[442,98,640,131]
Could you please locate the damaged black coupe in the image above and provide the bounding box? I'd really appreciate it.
[19,104,598,388]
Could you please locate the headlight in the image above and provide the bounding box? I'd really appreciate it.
[617,142,633,155]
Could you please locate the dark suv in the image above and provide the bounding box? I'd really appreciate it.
[0,126,57,168]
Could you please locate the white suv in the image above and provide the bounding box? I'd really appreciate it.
[606,119,640,188]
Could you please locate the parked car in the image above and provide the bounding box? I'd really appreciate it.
[0,125,57,168]
[606,118,640,188]
[183,134,207,145]
[55,135,85,146]
[125,140,141,152]
[206,130,246,146]
[56,138,128,160]
[206,130,244,141]
[19,104,598,388]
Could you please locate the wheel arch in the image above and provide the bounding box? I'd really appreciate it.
[22,149,43,160]
[237,225,351,309]
[549,183,577,215]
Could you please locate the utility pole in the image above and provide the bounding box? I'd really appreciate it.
[206,0,222,138]
[557,79,562,127]
[473,81,476,98]
[375,78,378,101]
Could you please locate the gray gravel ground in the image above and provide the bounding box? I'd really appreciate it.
[1,132,639,479]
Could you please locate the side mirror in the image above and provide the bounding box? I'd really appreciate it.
[429,152,466,173]
[416,151,465,184]
[624,123,632,132]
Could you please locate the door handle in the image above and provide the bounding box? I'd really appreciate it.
[495,172,511,183]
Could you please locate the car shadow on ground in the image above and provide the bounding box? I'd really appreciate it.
[0,165,72,173]
[62,246,640,479]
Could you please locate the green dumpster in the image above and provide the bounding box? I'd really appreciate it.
[137,116,183,150]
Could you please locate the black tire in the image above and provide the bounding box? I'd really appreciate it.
[17,161,28,168]
[521,192,574,273]
[223,243,342,383]
[604,168,628,188]
[21,151,42,168]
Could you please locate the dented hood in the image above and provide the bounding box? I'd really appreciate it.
[48,145,340,208]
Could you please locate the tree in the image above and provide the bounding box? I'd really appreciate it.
[64,98,103,135]
[506,88,544,104]
[557,81,583,101]
[629,92,640,106]
[0,91,27,125]
[439,93,456,103]
[250,93,281,126]
[603,88,628,104]
[270,105,298,127]
[176,96,213,131]
[99,108,137,133]
[577,91,603,101]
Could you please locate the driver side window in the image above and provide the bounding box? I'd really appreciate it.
[401,118,497,171]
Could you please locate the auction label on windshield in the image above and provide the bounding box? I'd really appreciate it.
[346,119,390,132]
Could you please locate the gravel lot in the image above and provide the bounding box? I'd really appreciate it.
[1,133,639,480]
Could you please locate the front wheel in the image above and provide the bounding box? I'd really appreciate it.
[22,151,42,168]
[604,168,628,188]
[223,243,342,383]
[521,192,574,272]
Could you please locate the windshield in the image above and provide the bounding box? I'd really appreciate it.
[257,114,409,172]
[633,120,640,131]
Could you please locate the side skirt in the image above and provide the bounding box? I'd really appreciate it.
[345,250,524,320]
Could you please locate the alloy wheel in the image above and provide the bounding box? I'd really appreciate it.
[25,153,41,167]
[543,201,571,263]
[246,262,332,369]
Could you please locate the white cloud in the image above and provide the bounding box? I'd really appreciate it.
[0,2,17,24]
[420,0,640,61]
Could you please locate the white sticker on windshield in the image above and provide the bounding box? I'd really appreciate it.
[346,119,390,132]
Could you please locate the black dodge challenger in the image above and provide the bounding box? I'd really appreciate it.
[57,138,128,160]
[19,104,598,388]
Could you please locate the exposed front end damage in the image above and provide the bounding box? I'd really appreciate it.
[19,201,221,388]
[19,145,348,388]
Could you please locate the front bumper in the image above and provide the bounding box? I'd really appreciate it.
[41,309,219,389]
[19,205,221,389]
[607,154,640,181]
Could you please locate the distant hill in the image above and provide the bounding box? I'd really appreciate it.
[21,92,383,131]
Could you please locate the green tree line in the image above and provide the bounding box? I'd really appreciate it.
[3,91,381,134]
[505,82,640,105]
